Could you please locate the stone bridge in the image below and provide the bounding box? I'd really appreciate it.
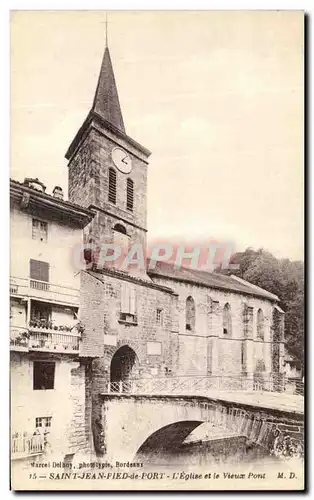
[92,393,304,464]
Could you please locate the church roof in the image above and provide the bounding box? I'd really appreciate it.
[92,46,125,133]
[147,260,279,302]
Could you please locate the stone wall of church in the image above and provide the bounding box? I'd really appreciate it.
[68,127,149,255]
[91,127,148,229]
[79,266,280,380]
[78,269,179,456]
[149,274,276,378]
[79,270,178,375]
[90,211,147,270]
[68,136,98,209]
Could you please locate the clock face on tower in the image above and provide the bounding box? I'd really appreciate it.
[111,147,132,174]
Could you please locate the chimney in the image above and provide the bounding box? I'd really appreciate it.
[52,186,64,200]
[24,177,46,193]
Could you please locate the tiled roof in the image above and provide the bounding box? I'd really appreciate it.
[10,179,95,228]
[86,267,176,295]
[147,260,279,301]
[10,179,95,216]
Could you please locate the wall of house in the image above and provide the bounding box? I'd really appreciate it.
[50,305,77,328]
[10,203,82,289]
[10,352,90,457]
[10,298,27,328]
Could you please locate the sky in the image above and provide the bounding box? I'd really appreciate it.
[10,10,304,261]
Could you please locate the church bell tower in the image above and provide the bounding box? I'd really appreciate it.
[65,39,151,272]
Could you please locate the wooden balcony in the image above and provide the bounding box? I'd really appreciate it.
[10,325,81,354]
[11,431,45,460]
[10,276,80,306]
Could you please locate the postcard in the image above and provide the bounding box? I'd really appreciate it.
[10,10,304,491]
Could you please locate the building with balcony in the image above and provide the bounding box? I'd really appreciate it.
[10,178,94,462]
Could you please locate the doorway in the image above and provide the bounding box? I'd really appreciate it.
[110,345,138,390]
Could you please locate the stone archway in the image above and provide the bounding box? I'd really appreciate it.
[135,420,202,465]
[110,345,138,385]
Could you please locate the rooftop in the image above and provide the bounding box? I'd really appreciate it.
[148,260,279,302]
[10,178,95,229]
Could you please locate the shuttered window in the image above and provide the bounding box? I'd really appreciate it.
[30,259,49,282]
[108,168,117,204]
[120,282,137,320]
[113,224,129,258]
[126,178,134,211]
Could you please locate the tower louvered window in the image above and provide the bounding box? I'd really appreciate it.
[108,168,117,204]
[126,178,134,211]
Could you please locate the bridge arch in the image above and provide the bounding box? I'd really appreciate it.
[135,420,202,461]
[100,395,303,463]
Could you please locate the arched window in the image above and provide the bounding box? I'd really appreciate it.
[257,308,265,340]
[186,296,195,331]
[108,168,117,204]
[113,223,129,258]
[223,303,232,336]
[126,178,134,211]
[113,223,127,235]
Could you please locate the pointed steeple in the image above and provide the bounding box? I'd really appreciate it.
[91,46,125,133]
[65,32,151,162]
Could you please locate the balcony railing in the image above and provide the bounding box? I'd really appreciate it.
[10,326,29,351]
[29,327,80,353]
[10,276,80,306]
[10,324,81,354]
[30,279,49,291]
[11,431,45,459]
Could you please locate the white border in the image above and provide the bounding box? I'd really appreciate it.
[2,2,311,498]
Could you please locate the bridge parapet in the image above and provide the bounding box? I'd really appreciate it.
[107,374,303,396]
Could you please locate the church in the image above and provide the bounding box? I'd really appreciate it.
[10,37,285,463]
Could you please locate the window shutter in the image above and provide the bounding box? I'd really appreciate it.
[126,178,134,211]
[30,259,49,282]
[108,168,117,204]
[129,287,136,315]
[121,282,129,313]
